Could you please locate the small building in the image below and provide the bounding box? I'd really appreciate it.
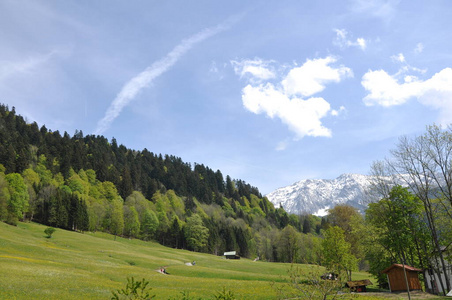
[223,251,240,259]
[382,264,422,292]
[345,279,373,292]
[424,245,452,295]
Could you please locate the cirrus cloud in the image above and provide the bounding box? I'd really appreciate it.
[94,15,240,135]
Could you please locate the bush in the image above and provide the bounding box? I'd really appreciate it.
[111,277,155,300]
[213,287,235,300]
[44,227,56,238]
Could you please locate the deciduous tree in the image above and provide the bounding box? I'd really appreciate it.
[5,173,29,225]
[322,226,357,281]
[184,213,209,252]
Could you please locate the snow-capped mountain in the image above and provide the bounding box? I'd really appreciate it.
[266,174,375,216]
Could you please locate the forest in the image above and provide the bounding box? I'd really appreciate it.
[0,104,323,262]
[1,104,451,292]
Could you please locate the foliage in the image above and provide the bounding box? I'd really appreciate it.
[365,186,430,286]
[372,124,452,292]
[278,225,300,263]
[322,226,358,281]
[184,213,209,252]
[273,264,349,300]
[0,104,329,264]
[5,172,29,225]
[111,277,155,300]
[327,205,365,262]
[44,227,56,238]
[212,287,236,300]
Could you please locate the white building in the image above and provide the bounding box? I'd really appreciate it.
[424,246,452,295]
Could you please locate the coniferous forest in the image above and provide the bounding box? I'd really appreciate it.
[0,104,323,262]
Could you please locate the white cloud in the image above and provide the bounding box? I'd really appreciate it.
[231,59,276,82]
[95,20,234,135]
[331,106,347,116]
[242,83,332,139]
[356,38,367,50]
[282,56,353,97]
[235,56,351,140]
[391,53,405,63]
[414,43,424,54]
[333,29,367,51]
[362,67,452,124]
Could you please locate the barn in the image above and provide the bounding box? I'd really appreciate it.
[381,264,422,292]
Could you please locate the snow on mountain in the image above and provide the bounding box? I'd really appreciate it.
[266,174,374,216]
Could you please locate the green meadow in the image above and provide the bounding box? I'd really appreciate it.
[0,221,434,300]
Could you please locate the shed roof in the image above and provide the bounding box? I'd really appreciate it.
[346,279,373,288]
[381,264,422,274]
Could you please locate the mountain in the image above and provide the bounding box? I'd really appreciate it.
[265,173,374,216]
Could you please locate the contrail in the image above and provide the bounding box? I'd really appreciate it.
[94,19,236,135]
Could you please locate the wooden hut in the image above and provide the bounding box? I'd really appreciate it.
[223,251,240,259]
[345,279,373,292]
[381,264,422,292]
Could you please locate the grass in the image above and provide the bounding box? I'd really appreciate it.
[0,222,448,299]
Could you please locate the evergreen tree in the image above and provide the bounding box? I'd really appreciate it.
[169,215,183,248]
[302,217,311,234]
[119,166,133,199]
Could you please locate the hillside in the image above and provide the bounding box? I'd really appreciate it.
[0,221,281,299]
[0,221,378,300]
[0,103,320,264]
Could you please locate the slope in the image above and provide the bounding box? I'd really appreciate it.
[0,221,302,299]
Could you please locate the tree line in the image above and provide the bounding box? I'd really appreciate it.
[0,103,324,263]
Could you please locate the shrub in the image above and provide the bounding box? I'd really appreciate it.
[44,227,56,238]
[213,287,235,300]
[111,277,155,300]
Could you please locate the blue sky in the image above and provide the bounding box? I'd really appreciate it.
[1,0,452,194]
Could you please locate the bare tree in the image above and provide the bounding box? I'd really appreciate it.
[379,124,452,293]
[368,160,396,202]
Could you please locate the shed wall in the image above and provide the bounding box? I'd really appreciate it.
[387,268,421,292]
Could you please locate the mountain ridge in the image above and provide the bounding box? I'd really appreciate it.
[265,173,373,216]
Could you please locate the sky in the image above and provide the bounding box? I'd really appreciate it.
[1,0,452,194]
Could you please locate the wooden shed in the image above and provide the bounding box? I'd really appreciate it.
[224,251,240,259]
[381,264,422,292]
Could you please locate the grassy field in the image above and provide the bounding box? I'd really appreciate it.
[0,222,447,299]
